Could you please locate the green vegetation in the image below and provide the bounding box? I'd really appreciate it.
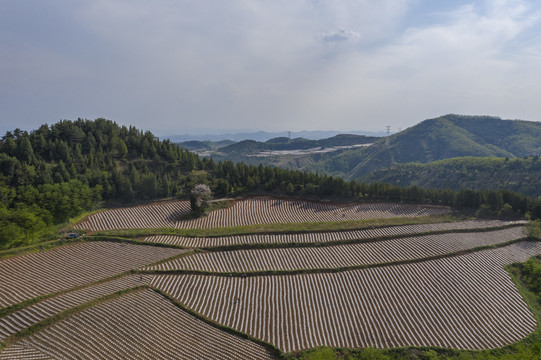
[201,134,378,155]
[2,117,541,251]
[527,220,541,240]
[362,156,541,198]
[95,215,458,239]
[303,114,541,180]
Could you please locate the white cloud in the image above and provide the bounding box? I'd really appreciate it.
[1,0,541,132]
[321,29,360,42]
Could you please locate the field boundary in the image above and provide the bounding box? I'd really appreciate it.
[199,223,527,252]
[141,237,538,277]
[0,271,133,318]
[1,286,146,350]
[85,223,526,252]
[0,286,283,360]
[91,215,459,238]
[152,287,284,359]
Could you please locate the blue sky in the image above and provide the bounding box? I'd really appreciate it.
[1,0,541,134]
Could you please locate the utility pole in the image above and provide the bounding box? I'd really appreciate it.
[386,126,391,136]
[385,126,391,148]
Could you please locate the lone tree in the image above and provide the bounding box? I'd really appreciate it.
[190,184,212,215]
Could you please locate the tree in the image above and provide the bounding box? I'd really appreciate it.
[190,184,212,215]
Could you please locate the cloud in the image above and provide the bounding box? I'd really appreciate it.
[320,29,360,42]
[1,1,541,133]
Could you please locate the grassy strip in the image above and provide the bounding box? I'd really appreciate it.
[7,286,146,343]
[88,235,190,250]
[141,238,537,277]
[152,287,285,359]
[505,257,541,345]
[93,215,460,239]
[0,271,133,319]
[0,295,51,319]
[199,223,526,252]
[131,249,201,271]
[0,237,83,260]
[86,223,525,253]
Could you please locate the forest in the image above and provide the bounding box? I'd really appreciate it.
[1,118,541,249]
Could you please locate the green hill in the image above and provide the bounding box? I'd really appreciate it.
[2,117,540,251]
[363,156,541,197]
[218,134,378,154]
[306,114,541,179]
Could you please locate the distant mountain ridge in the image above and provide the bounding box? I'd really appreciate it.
[219,134,379,154]
[167,130,385,142]
[178,114,541,197]
[305,114,541,179]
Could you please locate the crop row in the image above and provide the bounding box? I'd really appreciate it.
[1,289,276,360]
[151,241,541,353]
[74,198,451,232]
[0,242,183,309]
[0,343,52,359]
[147,227,527,273]
[141,220,525,248]
[175,198,452,229]
[0,275,151,342]
[74,201,191,232]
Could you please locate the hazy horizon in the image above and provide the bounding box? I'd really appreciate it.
[2,1,541,132]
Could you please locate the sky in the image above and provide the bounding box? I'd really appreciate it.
[1,0,541,135]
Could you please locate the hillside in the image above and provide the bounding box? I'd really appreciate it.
[183,134,378,171]
[2,120,541,360]
[2,118,541,252]
[3,196,539,360]
[0,119,368,250]
[362,156,541,197]
[182,134,379,155]
[305,114,541,179]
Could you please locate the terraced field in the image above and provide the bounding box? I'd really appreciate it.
[147,227,526,273]
[2,196,540,359]
[74,197,451,232]
[0,275,152,342]
[174,198,452,229]
[74,201,191,231]
[0,343,52,360]
[142,220,525,248]
[151,242,541,353]
[0,242,182,308]
[0,289,275,360]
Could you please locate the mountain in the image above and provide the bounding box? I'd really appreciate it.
[305,114,541,179]
[166,130,385,142]
[2,118,541,251]
[217,134,379,154]
[177,140,235,153]
[362,156,541,197]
